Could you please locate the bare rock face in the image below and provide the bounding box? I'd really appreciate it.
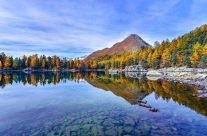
[85,34,151,61]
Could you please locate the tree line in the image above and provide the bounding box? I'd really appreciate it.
[0,51,108,70]
[0,53,101,70]
[1,25,207,70]
[90,24,207,69]
[96,41,207,69]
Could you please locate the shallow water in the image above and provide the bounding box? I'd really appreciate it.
[0,72,207,136]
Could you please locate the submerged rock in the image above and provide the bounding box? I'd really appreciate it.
[124,126,133,133]
[198,85,205,90]
[137,100,147,104]
[149,108,159,112]
[138,103,151,108]
[152,125,158,130]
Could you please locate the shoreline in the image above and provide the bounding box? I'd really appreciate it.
[146,67,207,99]
[0,69,106,73]
[1,67,207,99]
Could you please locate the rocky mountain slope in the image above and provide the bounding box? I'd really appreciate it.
[85,34,151,61]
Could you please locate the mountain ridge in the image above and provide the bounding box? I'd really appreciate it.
[85,34,151,61]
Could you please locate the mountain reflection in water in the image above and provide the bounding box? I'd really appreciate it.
[0,71,206,117]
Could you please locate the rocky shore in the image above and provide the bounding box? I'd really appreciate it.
[147,67,207,99]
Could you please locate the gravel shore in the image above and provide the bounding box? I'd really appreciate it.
[147,67,207,99]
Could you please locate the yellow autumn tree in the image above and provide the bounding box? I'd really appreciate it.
[203,44,207,55]
[12,60,18,69]
[193,42,203,55]
[0,60,2,69]
[190,51,199,67]
[146,47,153,66]
[51,56,56,68]
[30,55,37,68]
[23,55,27,67]
[162,49,171,67]
[151,49,160,68]
[41,59,46,68]
[4,57,10,68]
[91,60,97,69]
[190,43,202,67]
[56,57,60,69]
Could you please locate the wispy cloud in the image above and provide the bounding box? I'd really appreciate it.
[0,0,115,57]
[0,0,206,57]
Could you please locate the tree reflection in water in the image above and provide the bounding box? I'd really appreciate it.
[0,71,207,116]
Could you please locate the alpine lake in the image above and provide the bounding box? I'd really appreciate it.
[0,71,207,136]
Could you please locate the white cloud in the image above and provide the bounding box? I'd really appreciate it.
[0,0,117,57]
[0,0,206,58]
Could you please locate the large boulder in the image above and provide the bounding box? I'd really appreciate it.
[147,70,163,80]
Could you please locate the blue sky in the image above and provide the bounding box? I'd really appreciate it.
[0,0,207,58]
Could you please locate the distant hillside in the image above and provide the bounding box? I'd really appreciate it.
[83,24,207,69]
[150,24,207,68]
[85,34,151,61]
[180,24,207,47]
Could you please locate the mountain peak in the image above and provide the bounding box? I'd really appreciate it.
[124,34,150,47]
[127,34,144,40]
[85,34,151,61]
[128,34,140,38]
